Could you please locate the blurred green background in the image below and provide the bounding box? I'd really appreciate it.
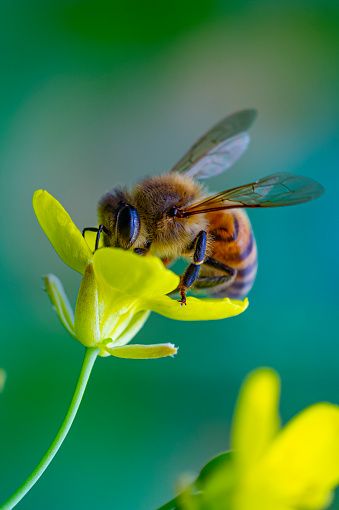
[0,1,338,509]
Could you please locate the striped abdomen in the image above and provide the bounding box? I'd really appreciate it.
[206,209,258,298]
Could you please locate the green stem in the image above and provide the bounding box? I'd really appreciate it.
[0,347,98,510]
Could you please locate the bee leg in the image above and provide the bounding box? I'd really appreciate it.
[179,230,207,305]
[134,247,147,255]
[194,275,234,289]
[82,225,109,252]
[178,265,200,305]
[82,227,98,236]
[194,257,236,291]
[204,257,236,278]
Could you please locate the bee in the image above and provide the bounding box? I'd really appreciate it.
[83,109,324,304]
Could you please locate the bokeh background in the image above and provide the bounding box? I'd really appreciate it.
[0,1,338,509]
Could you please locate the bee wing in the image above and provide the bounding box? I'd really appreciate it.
[179,173,324,216]
[170,109,257,179]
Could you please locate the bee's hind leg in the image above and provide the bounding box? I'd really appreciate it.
[194,257,236,292]
[204,257,236,276]
[194,274,234,289]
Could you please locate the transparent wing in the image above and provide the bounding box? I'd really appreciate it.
[170,109,257,179]
[178,173,324,217]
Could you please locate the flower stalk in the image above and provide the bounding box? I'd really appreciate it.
[0,348,98,510]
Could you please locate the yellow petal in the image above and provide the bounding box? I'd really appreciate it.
[33,190,92,274]
[100,305,136,343]
[97,310,151,357]
[95,273,136,339]
[82,229,104,252]
[231,368,280,473]
[112,310,150,346]
[74,264,100,347]
[93,248,179,298]
[233,482,292,510]
[258,403,339,509]
[106,343,178,359]
[43,274,75,335]
[146,295,248,321]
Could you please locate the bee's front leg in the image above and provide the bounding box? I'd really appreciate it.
[82,225,110,252]
[179,230,207,305]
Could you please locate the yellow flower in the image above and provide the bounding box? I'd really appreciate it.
[230,369,339,510]
[33,190,248,358]
[177,369,339,510]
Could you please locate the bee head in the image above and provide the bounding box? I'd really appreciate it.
[98,174,205,254]
[98,189,142,249]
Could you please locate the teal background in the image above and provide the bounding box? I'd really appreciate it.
[0,1,338,508]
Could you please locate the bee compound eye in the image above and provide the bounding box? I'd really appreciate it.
[115,204,140,249]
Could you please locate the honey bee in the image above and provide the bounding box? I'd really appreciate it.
[83,109,324,304]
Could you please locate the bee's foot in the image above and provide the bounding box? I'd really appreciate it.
[178,288,187,306]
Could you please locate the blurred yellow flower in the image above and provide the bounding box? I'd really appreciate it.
[178,369,339,510]
[33,190,248,358]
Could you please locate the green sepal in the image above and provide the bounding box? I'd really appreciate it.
[74,264,100,346]
[156,452,233,510]
[43,274,75,335]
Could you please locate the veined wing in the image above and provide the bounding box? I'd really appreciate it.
[177,173,324,217]
[170,109,257,179]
